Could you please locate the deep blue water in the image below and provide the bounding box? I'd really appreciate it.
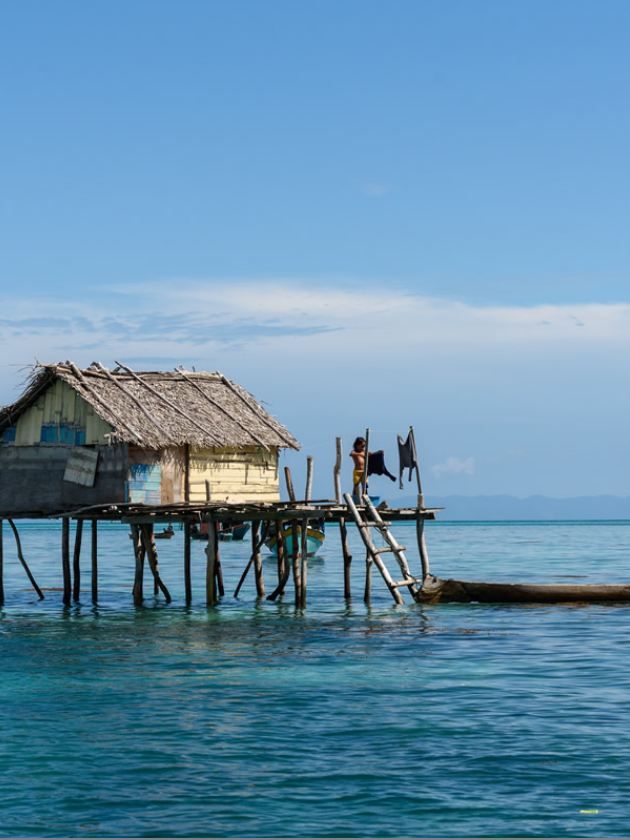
[2,520,630,837]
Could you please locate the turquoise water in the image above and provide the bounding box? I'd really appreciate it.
[2,520,630,837]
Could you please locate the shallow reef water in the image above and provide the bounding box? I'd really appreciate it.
[1,520,630,837]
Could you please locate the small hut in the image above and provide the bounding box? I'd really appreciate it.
[0,362,299,516]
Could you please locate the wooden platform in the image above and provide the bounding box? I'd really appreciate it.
[39,499,441,524]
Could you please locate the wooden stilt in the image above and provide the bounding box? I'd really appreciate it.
[131,525,145,606]
[206,516,217,606]
[252,520,265,598]
[340,517,352,600]
[62,517,71,605]
[91,519,98,604]
[291,520,301,608]
[299,517,308,608]
[214,522,225,597]
[72,519,83,602]
[267,521,290,601]
[305,456,313,503]
[184,522,192,605]
[409,426,431,579]
[141,524,171,602]
[0,519,4,607]
[276,518,286,585]
[284,466,296,502]
[335,437,353,599]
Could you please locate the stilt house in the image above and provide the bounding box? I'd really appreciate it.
[0,362,299,516]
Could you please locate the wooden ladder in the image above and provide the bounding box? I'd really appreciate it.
[343,493,423,604]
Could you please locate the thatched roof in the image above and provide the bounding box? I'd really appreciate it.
[0,362,300,450]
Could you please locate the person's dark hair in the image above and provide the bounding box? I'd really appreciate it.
[353,437,366,449]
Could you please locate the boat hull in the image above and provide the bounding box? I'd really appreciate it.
[266,525,325,557]
[421,576,630,604]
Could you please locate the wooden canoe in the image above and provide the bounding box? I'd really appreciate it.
[420,575,630,604]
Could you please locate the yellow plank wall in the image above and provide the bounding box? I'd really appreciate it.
[189,446,280,503]
[14,380,113,445]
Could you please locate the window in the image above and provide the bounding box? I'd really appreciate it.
[40,423,86,445]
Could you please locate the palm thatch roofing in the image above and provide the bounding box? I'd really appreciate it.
[0,362,300,451]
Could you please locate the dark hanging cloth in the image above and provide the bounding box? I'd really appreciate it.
[397,433,417,489]
[367,450,396,482]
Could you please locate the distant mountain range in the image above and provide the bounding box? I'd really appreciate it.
[393,494,630,520]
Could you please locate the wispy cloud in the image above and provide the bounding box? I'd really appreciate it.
[1,278,630,395]
[432,456,476,478]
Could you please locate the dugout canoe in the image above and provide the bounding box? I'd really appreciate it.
[420,575,630,604]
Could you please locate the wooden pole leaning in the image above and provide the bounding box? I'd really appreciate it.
[62,517,71,605]
[267,522,290,601]
[6,519,44,601]
[343,493,404,606]
[284,466,296,502]
[141,525,172,602]
[335,437,353,599]
[91,519,98,604]
[72,519,83,602]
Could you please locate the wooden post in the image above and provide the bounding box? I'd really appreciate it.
[291,520,301,608]
[251,520,265,598]
[409,426,431,578]
[305,457,313,503]
[205,480,211,502]
[215,521,225,597]
[184,443,190,503]
[206,515,217,606]
[299,517,308,608]
[5,519,43,600]
[334,437,343,503]
[72,519,83,602]
[362,427,370,500]
[62,517,71,606]
[0,519,3,607]
[340,517,352,600]
[276,518,286,585]
[284,466,296,502]
[184,522,192,605]
[131,525,144,606]
[335,437,352,598]
[91,519,98,604]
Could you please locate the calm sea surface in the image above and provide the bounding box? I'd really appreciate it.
[2,520,630,837]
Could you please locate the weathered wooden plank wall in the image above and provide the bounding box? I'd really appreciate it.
[12,379,112,446]
[189,446,280,503]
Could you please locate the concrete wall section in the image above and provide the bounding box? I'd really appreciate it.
[0,445,128,516]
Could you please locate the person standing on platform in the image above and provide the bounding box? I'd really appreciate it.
[350,437,367,502]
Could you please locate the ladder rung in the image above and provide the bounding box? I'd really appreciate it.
[392,578,422,588]
[373,545,407,555]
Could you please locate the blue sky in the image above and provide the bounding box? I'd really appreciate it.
[1,0,629,499]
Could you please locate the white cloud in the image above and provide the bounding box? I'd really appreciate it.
[432,456,476,478]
